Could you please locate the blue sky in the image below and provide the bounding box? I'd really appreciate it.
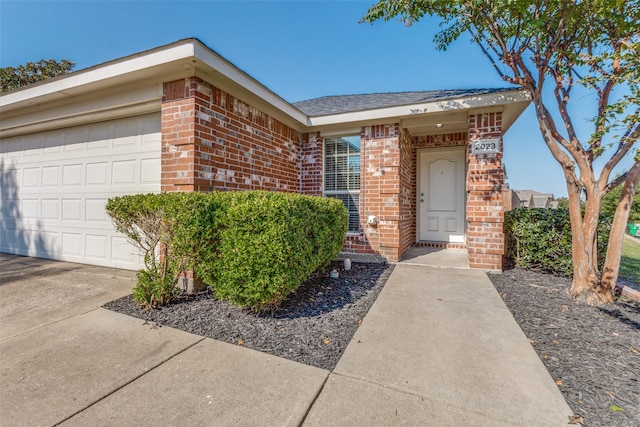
[1,0,635,197]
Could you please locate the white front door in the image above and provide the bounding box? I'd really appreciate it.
[418,149,466,242]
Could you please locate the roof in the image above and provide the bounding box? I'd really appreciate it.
[1,38,531,138]
[516,190,553,202]
[530,196,552,208]
[293,88,517,117]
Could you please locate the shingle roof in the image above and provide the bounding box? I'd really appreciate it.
[292,88,517,117]
[516,189,553,202]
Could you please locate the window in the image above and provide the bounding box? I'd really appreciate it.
[324,135,360,232]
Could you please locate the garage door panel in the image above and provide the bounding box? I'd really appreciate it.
[62,199,83,221]
[111,236,137,263]
[22,199,39,218]
[114,122,139,146]
[41,199,60,220]
[86,162,109,186]
[63,141,84,153]
[85,199,109,223]
[88,127,111,150]
[141,158,161,184]
[22,167,40,187]
[62,164,83,187]
[62,232,82,256]
[86,234,108,260]
[42,166,61,186]
[0,113,160,269]
[38,231,61,255]
[111,160,136,185]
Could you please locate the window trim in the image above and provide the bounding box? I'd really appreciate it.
[322,135,361,234]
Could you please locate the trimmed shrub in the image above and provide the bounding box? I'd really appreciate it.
[198,191,348,311]
[504,208,612,277]
[106,192,221,307]
[106,191,347,310]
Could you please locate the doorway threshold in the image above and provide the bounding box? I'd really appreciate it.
[399,245,470,269]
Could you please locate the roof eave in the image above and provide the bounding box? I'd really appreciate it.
[306,89,531,129]
[0,39,309,132]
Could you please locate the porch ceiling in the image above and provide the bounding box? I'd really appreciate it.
[401,111,469,136]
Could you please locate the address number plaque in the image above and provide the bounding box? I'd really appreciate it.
[471,138,500,154]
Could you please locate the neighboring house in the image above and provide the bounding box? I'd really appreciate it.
[501,186,520,212]
[0,39,530,272]
[515,190,554,209]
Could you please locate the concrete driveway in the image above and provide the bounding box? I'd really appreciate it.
[0,254,327,426]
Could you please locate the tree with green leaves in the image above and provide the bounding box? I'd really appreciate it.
[363,0,639,303]
[0,59,75,92]
[601,183,640,223]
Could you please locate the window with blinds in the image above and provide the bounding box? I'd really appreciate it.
[324,136,360,232]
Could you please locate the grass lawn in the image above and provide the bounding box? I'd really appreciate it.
[619,235,640,284]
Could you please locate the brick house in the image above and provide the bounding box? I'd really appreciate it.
[1,39,530,271]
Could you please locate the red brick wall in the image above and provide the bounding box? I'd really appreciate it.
[360,124,402,261]
[161,77,301,193]
[466,112,505,271]
[398,129,415,257]
[161,79,506,269]
[161,84,198,192]
[300,132,323,196]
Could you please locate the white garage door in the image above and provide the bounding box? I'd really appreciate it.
[0,113,161,270]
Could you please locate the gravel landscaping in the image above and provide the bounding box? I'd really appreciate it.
[490,268,640,427]
[104,261,393,371]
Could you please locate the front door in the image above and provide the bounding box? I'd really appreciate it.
[418,149,466,243]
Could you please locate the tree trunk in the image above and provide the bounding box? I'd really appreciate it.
[569,205,601,303]
[599,162,640,299]
[565,171,607,303]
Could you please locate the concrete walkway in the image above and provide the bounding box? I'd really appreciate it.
[0,253,573,426]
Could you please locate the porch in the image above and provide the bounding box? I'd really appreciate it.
[350,111,508,271]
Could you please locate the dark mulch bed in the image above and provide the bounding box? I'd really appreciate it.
[490,268,640,427]
[104,261,393,371]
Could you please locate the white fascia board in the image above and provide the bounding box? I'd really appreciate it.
[192,43,308,126]
[307,90,531,127]
[0,100,160,139]
[0,40,309,128]
[0,43,196,109]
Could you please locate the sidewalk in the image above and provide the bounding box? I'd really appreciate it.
[304,263,573,426]
[0,254,573,426]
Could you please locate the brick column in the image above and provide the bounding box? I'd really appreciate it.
[362,124,402,261]
[161,78,198,192]
[300,132,323,196]
[466,112,505,271]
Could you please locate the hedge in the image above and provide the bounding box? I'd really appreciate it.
[504,208,612,277]
[199,191,347,310]
[106,191,347,310]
